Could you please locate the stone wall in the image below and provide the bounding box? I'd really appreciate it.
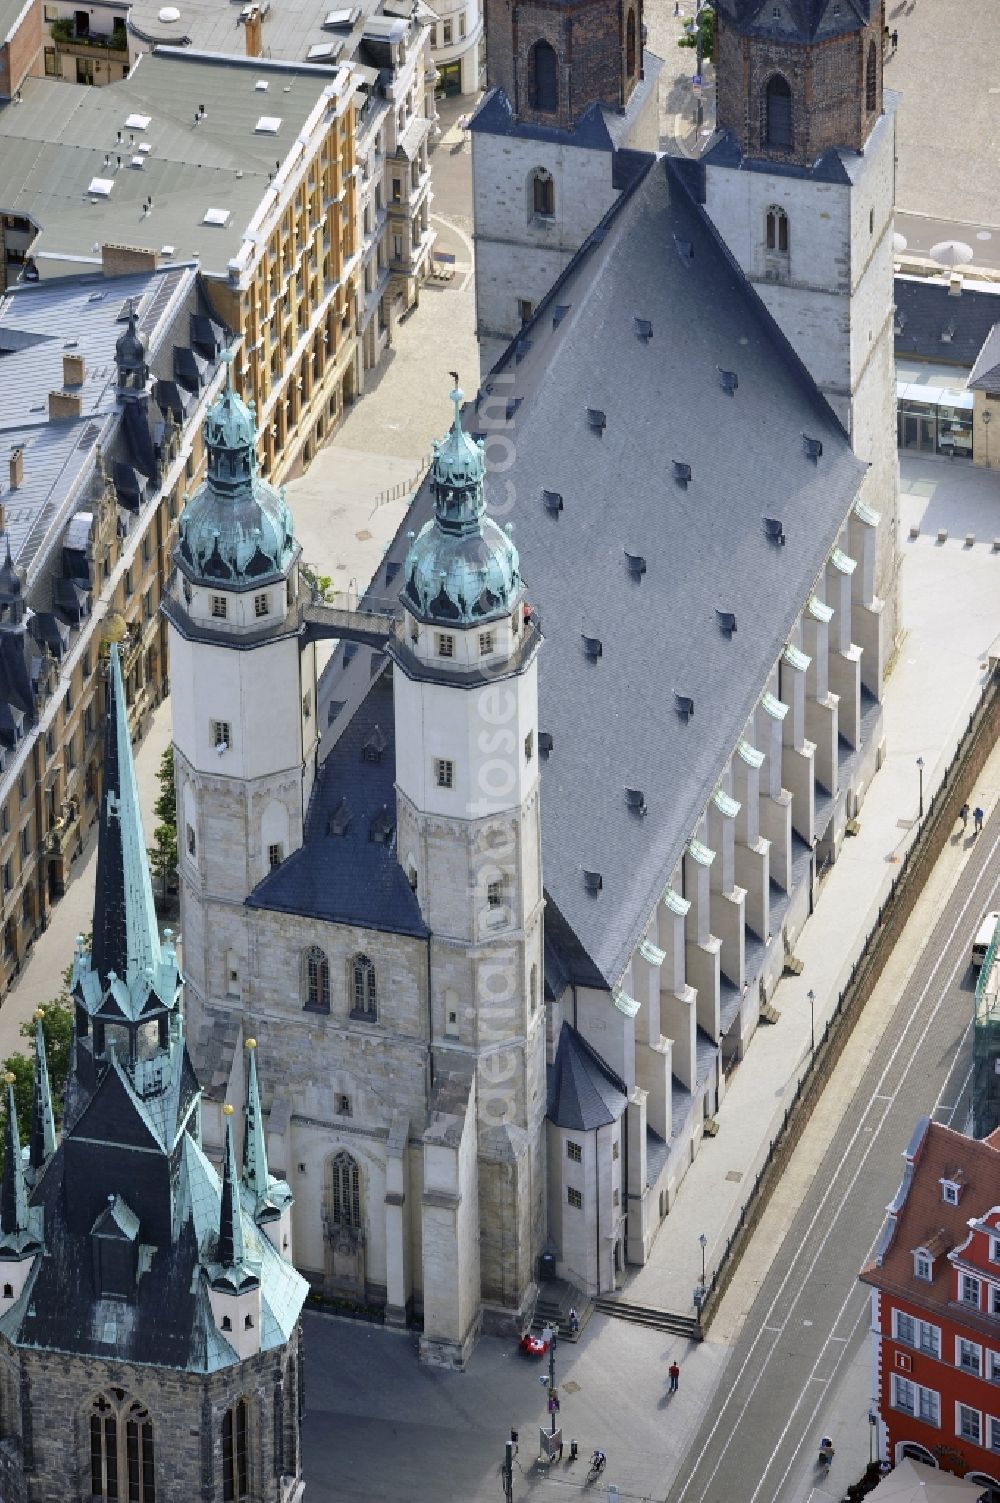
[487,0,642,129]
[0,1332,301,1503]
[715,14,884,166]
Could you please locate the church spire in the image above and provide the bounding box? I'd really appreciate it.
[29,1010,56,1172]
[89,642,162,993]
[1,1075,29,1243]
[242,1040,269,1205]
[217,1105,248,1274]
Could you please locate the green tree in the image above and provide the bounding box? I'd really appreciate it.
[678,6,714,57]
[300,562,333,602]
[150,748,178,899]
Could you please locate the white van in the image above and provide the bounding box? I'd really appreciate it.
[973,912,1000,970]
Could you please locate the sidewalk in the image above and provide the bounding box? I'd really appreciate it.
[624,454,1000,1316]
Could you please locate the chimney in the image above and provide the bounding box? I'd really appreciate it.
[8,448,23,490]
[948,272,963,297]
[63,352,85,387]
[244,5,263,56]
[48,391,83,421]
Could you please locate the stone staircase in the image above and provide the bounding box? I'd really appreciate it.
[593,1295,703,1341]
[530,1277,594,1343]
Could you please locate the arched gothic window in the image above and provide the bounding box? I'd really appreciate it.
[865,39,877,112]
[89,1391,155,1502]
[530,168,555,220]
[764,74,792,149]
[222,1396,251,1502]
[330,1150,361,1228]
[351,954,377,1020]
[626,9,637,76]
[530,39,559,113]
[303,946,330,1012]
[765,205,789,253]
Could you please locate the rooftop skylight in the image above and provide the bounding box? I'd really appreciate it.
[255,116,283,134]
[88,178,114,198]
[203,207,232,227]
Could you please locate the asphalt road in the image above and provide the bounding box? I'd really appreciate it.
[666,810,1000,1503]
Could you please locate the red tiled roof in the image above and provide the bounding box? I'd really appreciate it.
[860,1120,1000,1329]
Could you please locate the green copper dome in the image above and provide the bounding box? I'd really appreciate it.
[402,387,521,626]
[177,359,296,587]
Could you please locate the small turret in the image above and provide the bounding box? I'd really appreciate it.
[206,1105,262,1359]
[0,1072,43,1312]
[115,304,150,402]
[29,1009,56,1176]
[241,1039,293,1257]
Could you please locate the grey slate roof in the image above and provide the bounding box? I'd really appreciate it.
[714,0,870,40]
[894,275,1000,369]
[327,153,866,990]
[968,323,1000,394]
[547,1025,627,1132]
[468,52,662,153]
[249,665,428,938]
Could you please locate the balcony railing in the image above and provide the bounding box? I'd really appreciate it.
[51,19,128,54]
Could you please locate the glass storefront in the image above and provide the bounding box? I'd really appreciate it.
[896,361,974,459]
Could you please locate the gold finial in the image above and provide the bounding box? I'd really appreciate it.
[101,610,127,645]
[3,1072,15,1086]
[34,1009,45,1021]
[223,1103,235,1117]
[245,1038,257,1050]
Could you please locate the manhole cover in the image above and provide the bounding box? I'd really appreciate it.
[356,529,372,541]
[563,1381,580,1394]
[725,1170,743,1183]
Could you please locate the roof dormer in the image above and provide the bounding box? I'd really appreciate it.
[940,1170,965,1206]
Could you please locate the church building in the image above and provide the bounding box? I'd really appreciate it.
[0,642,307,1502]
[178,0,901,1366]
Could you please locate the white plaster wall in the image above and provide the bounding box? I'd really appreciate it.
[393,659,538,820]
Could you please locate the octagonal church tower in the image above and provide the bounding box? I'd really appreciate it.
[703,0,900,675]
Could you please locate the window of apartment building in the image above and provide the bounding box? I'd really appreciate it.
[958,1338,983,1375]
[957,1404,982,1444]
[45,729,54,758]
[21,887,32,924]
[892,1376,918,1417]
[2,859,12,894]
[478,631,494,656]
[211,595,228,620]
[566,1141,582,1163]
[0,806,7,836]
[20,824,31,860]
[65,733,75,772]
[124,566,134,597]
[436,633,454,659]
[392,179,402,203]
[991,1285,1000,1316]
[211,720,232,751]
[44,47,58,76]
[567,1187,583,1210]
[459,12,466,37]
[894,1311,941,1357]
[18,772,27,804]
[988,1350,1000,1385]
[989,1416,1000,1453]
[142,534,152,564]
[84,705,94,739]
[434,758,454,790]
[268,843,283,870]
[962,1274,982,1308]
[143,586,154,622]
[393,234,403,261]
[913,1253,933,1281]
[441,19,452,44]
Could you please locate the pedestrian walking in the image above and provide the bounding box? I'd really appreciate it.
[974,806,985,836]
[668,1360,680,1392]
[960,802,970,833]
[891,28,898,48]
[568,1306,579,1335]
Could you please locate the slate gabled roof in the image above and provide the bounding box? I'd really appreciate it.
[328,153,865,989]
[249,666,427,937]
[547,1025,627,1132]
[894,275,1000,368]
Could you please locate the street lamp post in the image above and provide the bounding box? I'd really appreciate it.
[916,755,925,819]
[698,1231,707,1290]
[807,988,816,1059]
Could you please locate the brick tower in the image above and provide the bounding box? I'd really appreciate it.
[471,0,662,371]
[703,0,900,677]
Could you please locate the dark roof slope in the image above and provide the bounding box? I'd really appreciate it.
[715,0,870,40]
[547,1025,627,1131]
[339,155,863,985]
[894,276,1000,368]
[969,322,1000,393]
[249,667,427,937]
